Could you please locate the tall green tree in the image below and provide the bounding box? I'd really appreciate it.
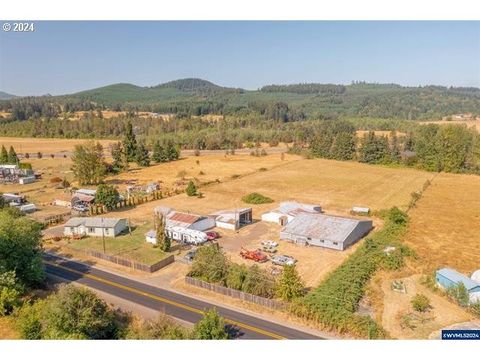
[135,142,150,167]
[71,141,107,185]
[0,209,44,287]
[193,308,229,340]
[123,121,138,162]
[0,145,8,163]
[276,265,305,301]
[152,140,164,163]
[414,124,441,172]
[7,146,18,164]
[331,132,356,160]
[166,140,180,161]
[359,131,389,164]
[95,184,119,210]
[110,141,129,173]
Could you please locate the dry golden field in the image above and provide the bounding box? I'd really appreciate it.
[0,317,18,339]
[403,172,480,274]
[0,136,116,154]
[420,120,480,131]
[108,152,299,192]
[107,158,434,223]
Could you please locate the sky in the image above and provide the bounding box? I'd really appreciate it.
[1,21,479,96]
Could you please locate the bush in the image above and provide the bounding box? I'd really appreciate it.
[185,180,197,197]
[125,314,191,339]
[188,245,229,284]
[241,264,276,298]
[241,192,274,204]
[0,270,22,316]
[50,177,62,184]
[15,285,119,339]
[95,184,119,210]
[193,308,229,340]
[411,294,431,312]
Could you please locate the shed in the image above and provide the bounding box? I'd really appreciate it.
[75,189,97,197]
[19,175,36,185]
[351,206,370,215]
[145,229,157,244]
[280,213,373,251]
[436,268,480,304]
[261,201,322,226]
[64,217,127,238]
[209,208,252,230]
[18,203,37,213]
[53,194,72,208]
[2,193,24,205]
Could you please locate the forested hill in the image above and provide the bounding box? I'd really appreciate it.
[1,79,480,121]
[0,91,17,100]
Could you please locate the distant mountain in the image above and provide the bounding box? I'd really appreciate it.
[0,91,17,100]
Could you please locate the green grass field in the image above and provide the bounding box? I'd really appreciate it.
[68,223,168,265]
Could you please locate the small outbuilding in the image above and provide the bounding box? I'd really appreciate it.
[351,206,370,215]
[145,230,157,244]
[280,213,373,251]
[166,226,208,245]
[262,201,322,226]
[210,208,253,230]
[19,175,36,185]
[436,268,480,304]
[2,193,24,205]
[64,217,127,238]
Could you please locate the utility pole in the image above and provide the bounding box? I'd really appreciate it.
[102,217,106,254]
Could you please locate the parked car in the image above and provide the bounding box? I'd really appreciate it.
[240,248,268,263]
[261,240,278,248]
[184,249,197,262]
[262,245,277,253]
[72,203,89,212]
[206,231,220,241]
[270,255,297,266]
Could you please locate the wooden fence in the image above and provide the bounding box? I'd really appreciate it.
[185,276,284,310]
[81,249,174,273]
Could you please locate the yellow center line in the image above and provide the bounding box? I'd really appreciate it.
[44,260,285,340]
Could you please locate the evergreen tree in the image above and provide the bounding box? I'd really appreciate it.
[359,131,389,164]
[166,141,180,161]
[414,125,441,172]
[135,142,150,167]
[110,142,128,173]
[185,180,197,196]
[95,184,119,210]
[389,131,401,163]
[155,214,170,252]
[0,145,8,163]
[123,121,138,162]
[7,146,18,164]
[152,140,164,163]
[331,132,356,160]
[404,131,415,151]
[276,264,305,301]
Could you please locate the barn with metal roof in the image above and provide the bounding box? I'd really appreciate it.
[280,213,373,250]
[436,268,480,304]
[165,210,215,231]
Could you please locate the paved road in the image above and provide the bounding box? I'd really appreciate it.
[43,253,321,340]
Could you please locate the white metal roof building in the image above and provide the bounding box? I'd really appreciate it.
[262,201,322,226]
[165,211,215,231]
[64,217,127,238]
[280,213,373,250]
[209,208,252,230]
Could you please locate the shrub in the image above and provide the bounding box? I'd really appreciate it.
[193,308,228,340]
[241,192,274,204]
[447,282,470,307]
[50,177,62,184]
[241,264,276,298]
[188,245,229,284]
[225,263,248,290]
[411,294,431,312]
[125,314,191,339]
[95,184,119,210]
[185,180,197,197]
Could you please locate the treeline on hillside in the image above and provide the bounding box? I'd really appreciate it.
[2,82,480,120]
[260,83,346,95]
[306,120,480,174]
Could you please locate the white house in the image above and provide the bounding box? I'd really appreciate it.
[209,208,252,230]
[166,226,208,245]
[261,201,322,226]
[64,217,127,238]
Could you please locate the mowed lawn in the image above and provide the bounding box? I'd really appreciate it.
[404,172,480,274]
[68,223,167,265]
[108,158,435,223]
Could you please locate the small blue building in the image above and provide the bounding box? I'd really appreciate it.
[436,268,480,304]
